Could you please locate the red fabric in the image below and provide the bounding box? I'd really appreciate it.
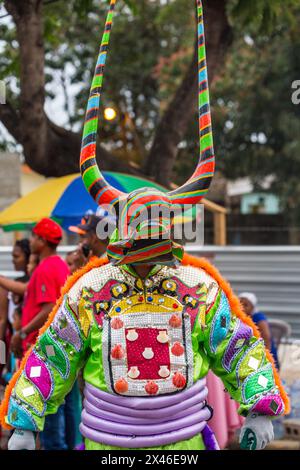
[125,328,171,380]
[33,218,63,245]
[21,256,69,351]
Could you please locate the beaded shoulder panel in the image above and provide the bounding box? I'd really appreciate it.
[69,263,219,397]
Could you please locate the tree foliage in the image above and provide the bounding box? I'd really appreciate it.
[0,0,300,221]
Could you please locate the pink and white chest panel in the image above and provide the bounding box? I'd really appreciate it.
[102,308,194,396]
[77,264,212,397]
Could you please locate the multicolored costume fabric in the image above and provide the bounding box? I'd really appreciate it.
[0,255,289,450]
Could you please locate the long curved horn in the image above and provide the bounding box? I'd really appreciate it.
[169,0,215,204]
[80,0,125,207]
[81,0,214,206]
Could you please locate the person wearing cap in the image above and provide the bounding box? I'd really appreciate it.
[10,218,69,359]
[239,293,280,370]
[69,213,114,260]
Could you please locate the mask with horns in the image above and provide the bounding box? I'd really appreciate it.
[80,0,215,265]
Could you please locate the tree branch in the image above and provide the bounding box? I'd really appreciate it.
[143,38,198,182]
[1,0,232,184]
[144,0,232,186]
[4,0,47,166]
[0,101,22,142]
[2,0,137,177]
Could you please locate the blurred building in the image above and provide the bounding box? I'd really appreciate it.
[0,152,20,245]
[0,152,46,245]
[225,177,290,245]
[227,177,280,215]
[0,152,20,212]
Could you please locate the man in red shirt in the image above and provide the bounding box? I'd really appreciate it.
[11,218,69,358]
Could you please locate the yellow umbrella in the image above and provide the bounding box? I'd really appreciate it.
[0,174,77,231]
[0,172,193,232]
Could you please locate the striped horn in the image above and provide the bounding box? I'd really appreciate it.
[80,0,215,207]
[80,0,124,206]
[168,0,215,204]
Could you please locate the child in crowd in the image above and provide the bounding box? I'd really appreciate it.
[66,251,86,274]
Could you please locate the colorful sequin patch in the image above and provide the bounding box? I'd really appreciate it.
[39,330,70,379]
[24,350,54,400]
[15,374,46,416]
[236,339,265,386]
[90,280,118,327]
[78,288,94,337]
[209,291,231,353]
[222,319,253,372]
[251,393,284,416]
[175,277,207,330]
[242,364,275,403]
[52,297,82,352]
[7,398,38,431]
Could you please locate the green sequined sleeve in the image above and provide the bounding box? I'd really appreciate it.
[201,288,285,417]
[5,291,91,432]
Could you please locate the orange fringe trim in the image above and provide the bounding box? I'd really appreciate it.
[0,253,289,428]
[182,253,290,414]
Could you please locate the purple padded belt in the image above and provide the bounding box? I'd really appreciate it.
[85,379,206,409]
[80,380,212,448]
[83,398,205,425]
[81,406,211,436]
[80,420,208,448]
[84,385,208,419]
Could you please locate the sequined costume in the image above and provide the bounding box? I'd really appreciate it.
[0,255,289,450]
[0,0,289,451]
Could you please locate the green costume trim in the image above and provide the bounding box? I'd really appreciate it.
[85,434,205,451]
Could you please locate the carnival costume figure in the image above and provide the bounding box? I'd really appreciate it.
[1,0,289,451]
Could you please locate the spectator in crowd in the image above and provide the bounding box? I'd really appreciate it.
[10,219,69,359]
[0,289,8,349]
[11,239,31,281]
[1,305,22,385]
[0,239,31,328]
[0,253,39,299]
[0,240,31,375]
[0,253,40,385]
[239,292,280,369]
[69,210,115,260]
[65,250,85,274]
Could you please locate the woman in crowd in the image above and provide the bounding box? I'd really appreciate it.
[1,305,22,384]
[0,240,31,374]
[0,248,39,390]
[239,292,280,369]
